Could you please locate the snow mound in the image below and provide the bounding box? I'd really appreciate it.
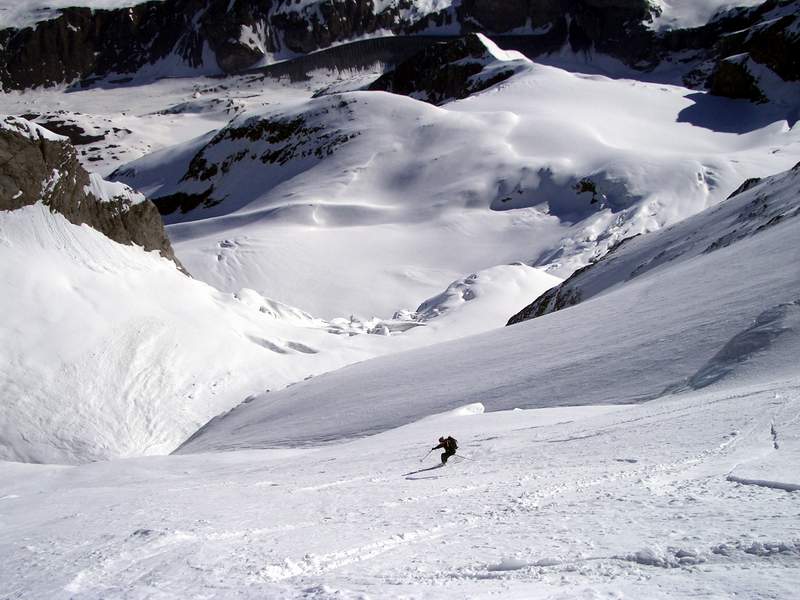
[84,172,146,205]
[448,403,485,417]
[0,204,398,464]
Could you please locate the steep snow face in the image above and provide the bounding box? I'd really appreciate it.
[650,0,767,30]
[177,163,800,453]
[119,59,800,317]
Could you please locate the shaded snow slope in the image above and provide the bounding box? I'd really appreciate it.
[3,384,798,598]
[177,164,800,453]
[118,60,800,317]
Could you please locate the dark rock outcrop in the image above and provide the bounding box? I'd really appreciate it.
[368,33,525,105]
[0,116,183,269]
[703,0,800,101]
[708,57,770,103]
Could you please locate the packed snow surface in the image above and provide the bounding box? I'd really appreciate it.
[2,384,798,598]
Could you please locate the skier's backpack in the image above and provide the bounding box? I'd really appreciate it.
[449,437,458,451]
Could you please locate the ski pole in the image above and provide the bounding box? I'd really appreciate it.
[420,448,433,463]
[455,453,474,461]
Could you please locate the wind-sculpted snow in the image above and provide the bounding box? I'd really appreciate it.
[117,60,800,317]
[176,164,800,453]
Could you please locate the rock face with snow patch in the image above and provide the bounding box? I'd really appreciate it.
[690,0,800,103]
[117,95,361,218]
[0,116,181,267]
[3,0,797,100]
[368,33,527,105]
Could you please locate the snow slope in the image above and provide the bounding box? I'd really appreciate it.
[2,379,798,597]
[0,200,558,464]
[119,55,800,317]
[177,163,800,452]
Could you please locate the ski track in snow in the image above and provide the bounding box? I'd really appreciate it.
[1,384,799,599]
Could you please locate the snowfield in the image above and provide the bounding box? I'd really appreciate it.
[5,153,794,598]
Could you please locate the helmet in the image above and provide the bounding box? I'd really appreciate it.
[439,436,445,442]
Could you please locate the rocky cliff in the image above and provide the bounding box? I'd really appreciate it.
[0,116,183,269]
[0,0,659,90]
[704,0,800,103]
[3,1,795,99]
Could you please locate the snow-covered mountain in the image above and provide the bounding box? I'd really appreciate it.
[2,3,800,597]
[0,116,561,463]
[3,157,796,598]
[2,0,798,101]
[176,161,800,452]
[111,32,799,317]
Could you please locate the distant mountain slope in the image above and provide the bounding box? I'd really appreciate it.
[0,0,650,89]
[368,33,530,105]
[176,164,800,453]
[114,43,800,317]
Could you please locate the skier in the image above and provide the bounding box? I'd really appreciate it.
[432,435,458,464]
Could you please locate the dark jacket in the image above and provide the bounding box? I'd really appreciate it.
[434,437,458,453]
